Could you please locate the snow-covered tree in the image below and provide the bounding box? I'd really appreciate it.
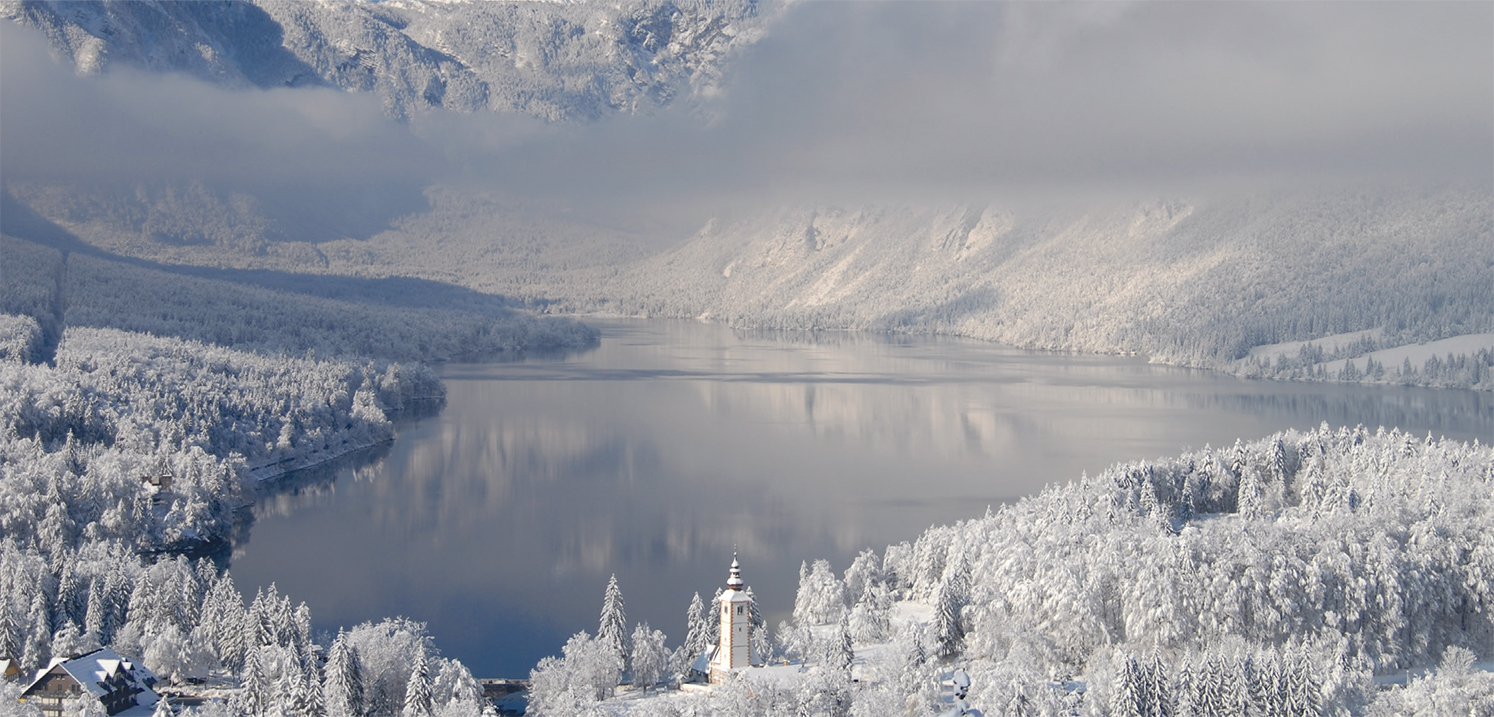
[676,592,709,672]
[793,560,845,626]
[234,649,271,717]
[628,622,669,689]
[824,614,854,673]
[596,575,627,671]
[401,652,432,717]
[527,631,622,715]
[323,631,365,717]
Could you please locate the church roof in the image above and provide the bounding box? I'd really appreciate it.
[689,647,715,675]
[725,552,745,590]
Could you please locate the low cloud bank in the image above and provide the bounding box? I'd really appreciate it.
[3,2,1490,217]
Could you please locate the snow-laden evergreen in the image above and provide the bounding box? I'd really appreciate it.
[531,425,1494,715]
[0,234,597,366]
[0,322,490,716]
[598,575,629,673]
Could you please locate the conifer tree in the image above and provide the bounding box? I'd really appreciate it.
[682,592,708,663]
[0,600,20,661]
[1173,658,1196,717]
[84,581,108,646]
[57,566,83,631]
[235,649,270,717]
[706,588,724,647]
[323,630,364,717]
[292,669,326,717]
[25,592,52,671]
[931,567,965,660]
[1284,651,1321,717]
[596,575,627,670]
[826,613,854,673]
[1146,653,1173,717]
[401,651,433,717]
[1111,655,1145,717]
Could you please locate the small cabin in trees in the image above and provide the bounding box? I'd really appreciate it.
[20,649,159,717]
[708,554,754,683]
[140,475,174,507]
[0,658,18,681]
[140,475,173,491]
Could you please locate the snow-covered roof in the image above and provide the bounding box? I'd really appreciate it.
[726,554,744,590]
[689,647,714,675]
[718,589,752,603]
[25,648,159,708]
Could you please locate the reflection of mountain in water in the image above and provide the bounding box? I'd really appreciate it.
[225,319,1494,678]
[1182,388,1490,440]
[232,440,396,559]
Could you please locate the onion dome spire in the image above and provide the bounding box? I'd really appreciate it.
[726,552,744,590]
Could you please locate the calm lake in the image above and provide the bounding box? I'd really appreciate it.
[229,318,1493,677]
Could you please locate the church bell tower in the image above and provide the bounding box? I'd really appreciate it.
[709,553,753,679]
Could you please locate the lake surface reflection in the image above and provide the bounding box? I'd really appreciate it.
[230,319,1493,677]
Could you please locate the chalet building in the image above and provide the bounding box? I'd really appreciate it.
[140,475,173,491]
[0,658,18,681]
[707,554,754,683]
[20,649,159,717]
[141,475,174,507]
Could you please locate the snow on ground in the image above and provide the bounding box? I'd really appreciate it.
[590,600,939,715]
[1316,333,1494,374]
[891,600,935,626]
[1245,327,1383,361]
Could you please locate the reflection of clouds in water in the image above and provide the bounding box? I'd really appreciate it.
[228,319,1494,677]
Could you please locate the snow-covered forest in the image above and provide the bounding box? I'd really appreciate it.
[0,320,492,715]
[524,425,1494,716]
[525,189,1492,391]
[0,233,597,365]
[2,179,593,717]
[2,1,1490,715]
[11,183,1489,391]
[3,0,1489,391]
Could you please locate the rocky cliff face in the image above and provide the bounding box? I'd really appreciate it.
[1,0,771,120]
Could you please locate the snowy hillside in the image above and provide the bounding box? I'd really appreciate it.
[4,0,1488,391]
[560,187,1494,380]
[1,0,771,120]
[527,425,1494,715]
[11,179,1489,389]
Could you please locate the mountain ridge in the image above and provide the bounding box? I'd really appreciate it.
[1,0,771,120]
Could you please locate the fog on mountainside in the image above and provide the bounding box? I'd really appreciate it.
[3,1,1489,390]
[2,2,1494,716]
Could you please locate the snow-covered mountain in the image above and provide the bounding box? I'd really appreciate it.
[564,188,1494,369]
[2,0,769,120]
[4,0,1490,388]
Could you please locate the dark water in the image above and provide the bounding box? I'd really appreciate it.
[229,319,1493,677]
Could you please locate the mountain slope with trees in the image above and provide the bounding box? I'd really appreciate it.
[526,425,1494,715]
[1,0,772,121]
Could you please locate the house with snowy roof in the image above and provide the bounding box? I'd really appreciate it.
[19,648,160,717]
[0,658,18,681]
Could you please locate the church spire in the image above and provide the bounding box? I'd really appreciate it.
[726,552,744,591]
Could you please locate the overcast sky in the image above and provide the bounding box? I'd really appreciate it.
[2,1,1490,209]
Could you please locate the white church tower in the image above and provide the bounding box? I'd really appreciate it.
[709,553,753,681]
